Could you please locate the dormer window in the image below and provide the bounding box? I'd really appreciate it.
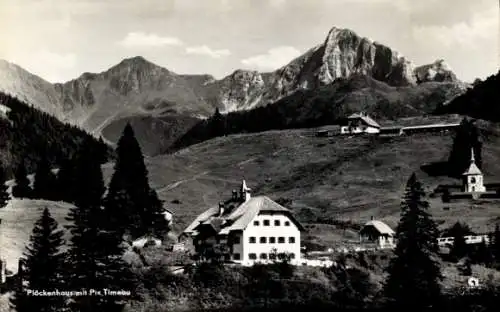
[274,220,280,226]
[263,220,270,226]
[253,221,260,226]
[284,221,290,226]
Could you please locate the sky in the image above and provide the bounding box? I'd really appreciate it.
[0,0,498,83]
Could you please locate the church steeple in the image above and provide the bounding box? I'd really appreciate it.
[462,147,486,193]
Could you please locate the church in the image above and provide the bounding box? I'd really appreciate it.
[462,148,486,193]
[441,148,500,201]
[181,180,304,266]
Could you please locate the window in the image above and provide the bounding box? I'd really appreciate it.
[290,253,295,259]
[269,237,276,244]
[260,253,268,260]
[278,237,285,243]
[253,220,260,226]
[249,237,256,243]
[278,253,286,260]
[284,221,290,226]
[274,220,281,226]
[233,253,241,260]
[269,253,276,260]
[249,253,257,260]
[260,237,267,243]
[288,237,295,244]
[263,220,270,226]
[471,177,476,183]
[233,236,240,244]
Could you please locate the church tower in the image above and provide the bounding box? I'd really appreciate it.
[239,180,251,202]
[462,148,486,193]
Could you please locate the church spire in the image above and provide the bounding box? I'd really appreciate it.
[470,147,475,163]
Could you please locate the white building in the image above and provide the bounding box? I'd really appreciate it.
[163,209,174,226]
[340,112,381,135]
[463,148,486,193]
[181,180,304,266]
[359,219,395,249]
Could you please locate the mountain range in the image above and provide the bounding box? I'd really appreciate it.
[0,26,469,155]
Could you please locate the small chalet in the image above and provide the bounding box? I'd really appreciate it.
[340,112,381,135]
[181,180,305,266]
[359,219,395,249]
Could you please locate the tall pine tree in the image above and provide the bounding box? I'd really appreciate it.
[384,173,443,310]
[12,160,32,199]
[492,224,500,263]
[104,123,168,240]
[33,156,57,200]
[448,118,482,176]
[65,137,133,312]
[10,207,66,312]
[55,158,76,203]
[0,161,10,208]
[449,222,470,261]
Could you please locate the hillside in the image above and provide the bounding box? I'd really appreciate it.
[435,70,500,120]
[0,27,467,155]
[0,199,73,273]
[2,115,500,297]
[101,116,500,249]
[172,75,466,151]
[0,92,110,176]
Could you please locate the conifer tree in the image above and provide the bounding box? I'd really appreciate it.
[147,188,169,239]
[0,161,10,208]
[450,223,469,261]
[55,158,76,203]
[384,173,443,310]
[12,161,32,199]
[448,118,482,176]
[65,138,133,311]
[492,224,500,263]
[10,207,66,312]
[33,156,57,200]
[211,107,225,137]
[105,123,168,240]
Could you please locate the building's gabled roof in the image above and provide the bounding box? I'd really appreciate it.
[182,196,305,236]
[463,163,482,175]
[363,220,395,236]
[347,113,380,128]
[183,206,220,235]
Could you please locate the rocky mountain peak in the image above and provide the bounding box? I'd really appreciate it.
[414,59,458,83]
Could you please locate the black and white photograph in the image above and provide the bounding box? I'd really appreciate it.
[0,0,499,311]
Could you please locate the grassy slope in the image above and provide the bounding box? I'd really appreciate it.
[0,199,73,273]
[111,115,500,247]
[3,115,500,276]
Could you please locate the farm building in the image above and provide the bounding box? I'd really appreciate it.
[359,219,396,249]
[340,112,381,135]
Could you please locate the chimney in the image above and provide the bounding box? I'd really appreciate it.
[218,202,225,216]
[0,259,5,284]
[240,180,251,202]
